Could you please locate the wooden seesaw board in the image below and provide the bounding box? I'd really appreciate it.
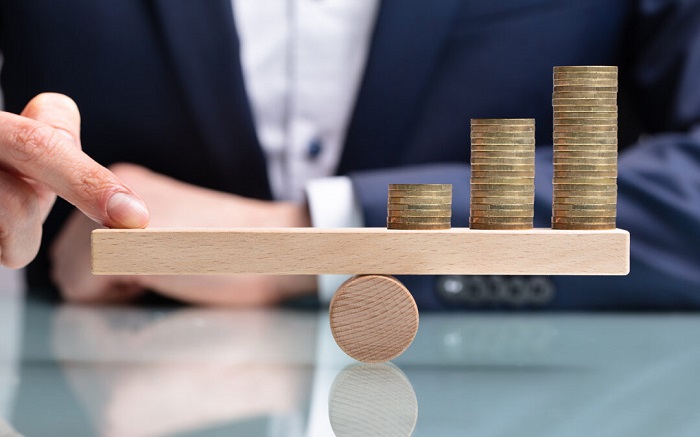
[91,228,630,275]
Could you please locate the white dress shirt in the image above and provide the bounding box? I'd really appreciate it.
[231,0,379,202]
[232,0,379,301]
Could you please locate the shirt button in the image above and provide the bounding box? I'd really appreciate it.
[307,139,323,159]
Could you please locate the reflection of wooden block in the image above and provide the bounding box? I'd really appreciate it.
[329,362,418,435]
[92,228,630,275]
[330,275,419,363]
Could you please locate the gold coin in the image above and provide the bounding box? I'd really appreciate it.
[554,66,618,72]
[470,163,537,171]
[554,203,617,210]
[471,138,535,145]
[471,182,533,190]
[554,128,618,136]
[471,163,535,169]
[388,184,451,190]
[553,99,618,106]
[470,217,534,224]
[470,143,535,149]
[553,139,618,146]
[471,150,534,157]
[553,136,618,142]
[470,209,534,217]
[553,183,617,190]
[470,132,535,139]
[387,211,452,223]
[471,175,535,182]
[553,132,618,139]
[471,160,535,168]
[554,151,618,158]
[470,223,534,230]
[553,79,618,87]
[388,190,452,198]
[554,103,617,110]
[553,73,617,81]
[388,198,452,205]
[554,170,617,178]
[471,155,535,162]
[471,171,535,179]
[470,155,535,166]
[387,216,452,224]
[553,114,617,121]
[552,217,617,224]
[554,154,617,161]
[553,118,617,127]
[553,146,618,153]
[471,119,535,125]
[554,209,617,218]
[388,207,451,215]
[553,192,617,200]
[553,91,617,98]
[553,157,618,165]
[553,86,618,92]
[387,203,452,211]
[470,190,535,205]
[553,202,616,210]
[470,203,534,210]
[388,186,452,192]
[470,125,535,133]
[553,177,617,185]
[387,223,451,230]
[553,163,617,170]
[470,191,534,199]
[388,199,452,206]
[552,202,617,208]
[471,147,535,153]
[553,113,618,120]
[551,223,616,230]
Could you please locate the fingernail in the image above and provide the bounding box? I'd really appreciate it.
[106,192,149,228]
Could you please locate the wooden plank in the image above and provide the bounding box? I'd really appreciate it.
[92,228,629,275]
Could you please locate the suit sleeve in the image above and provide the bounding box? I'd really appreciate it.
[349,0,700,310]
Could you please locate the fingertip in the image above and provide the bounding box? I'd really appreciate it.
[105,192,150,229]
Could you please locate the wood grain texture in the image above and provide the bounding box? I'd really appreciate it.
[329,275,419,363]
[92,228,630,275]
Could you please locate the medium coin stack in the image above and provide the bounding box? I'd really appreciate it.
[470,118,535,230]
[552,66,618,230]
[387,184,452,230]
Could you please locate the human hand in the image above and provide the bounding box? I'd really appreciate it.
[0,93,149,268]
[51,164,316,305]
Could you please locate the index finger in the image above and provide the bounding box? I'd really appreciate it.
[0,112,149,228]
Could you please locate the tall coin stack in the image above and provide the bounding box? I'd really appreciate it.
[470,119,535,230]
[552,66,618,230]
[387,184,452,230]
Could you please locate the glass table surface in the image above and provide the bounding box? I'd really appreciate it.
[2,294,700,436]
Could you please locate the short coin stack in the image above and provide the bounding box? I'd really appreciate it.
[470,119,535,230]
[552,66,618,230]
[387,184,452,230]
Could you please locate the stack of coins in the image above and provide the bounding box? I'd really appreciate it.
[470,119,535,230]
[387,184,452,230]
[552,66,618,230]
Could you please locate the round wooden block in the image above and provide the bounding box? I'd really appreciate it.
[329,275,419,363]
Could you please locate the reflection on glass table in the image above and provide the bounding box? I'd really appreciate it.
[5,295,700,436]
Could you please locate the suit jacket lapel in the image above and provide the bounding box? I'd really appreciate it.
[339,0,462,173]
[150,0,272,199]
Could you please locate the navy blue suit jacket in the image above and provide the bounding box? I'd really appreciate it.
[3,0,700,309]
